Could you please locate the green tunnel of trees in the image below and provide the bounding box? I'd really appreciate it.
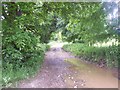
[1,2,119,86]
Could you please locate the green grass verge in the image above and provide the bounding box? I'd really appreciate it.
[63,43,118,68]
[2,44,50,87]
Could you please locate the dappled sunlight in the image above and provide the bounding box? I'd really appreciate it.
[93,38,118,47]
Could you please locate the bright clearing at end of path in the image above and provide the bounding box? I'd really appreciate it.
[48,41,69,48]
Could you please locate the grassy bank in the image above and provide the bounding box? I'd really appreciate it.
[63,43,118,68]
[2,44,50,87]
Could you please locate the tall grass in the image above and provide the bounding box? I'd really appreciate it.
[63,43,118,68]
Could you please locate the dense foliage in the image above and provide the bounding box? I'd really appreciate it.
[2,1,119,87]
[2,2,51,86]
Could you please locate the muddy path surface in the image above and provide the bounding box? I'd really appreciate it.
[18,45,118,88]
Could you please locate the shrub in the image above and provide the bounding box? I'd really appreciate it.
[2,30,50,87]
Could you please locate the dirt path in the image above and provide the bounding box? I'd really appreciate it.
[18,45,118,88]
[18,47,84,88]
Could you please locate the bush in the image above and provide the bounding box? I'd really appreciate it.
[2,30,50,87]
[63,43,118,68]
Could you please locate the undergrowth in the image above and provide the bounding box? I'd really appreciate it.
[63,43,118,68]
[2,43,50,87]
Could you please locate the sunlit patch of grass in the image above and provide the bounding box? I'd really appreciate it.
[37,43,50,52]
[93,38,118,47]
